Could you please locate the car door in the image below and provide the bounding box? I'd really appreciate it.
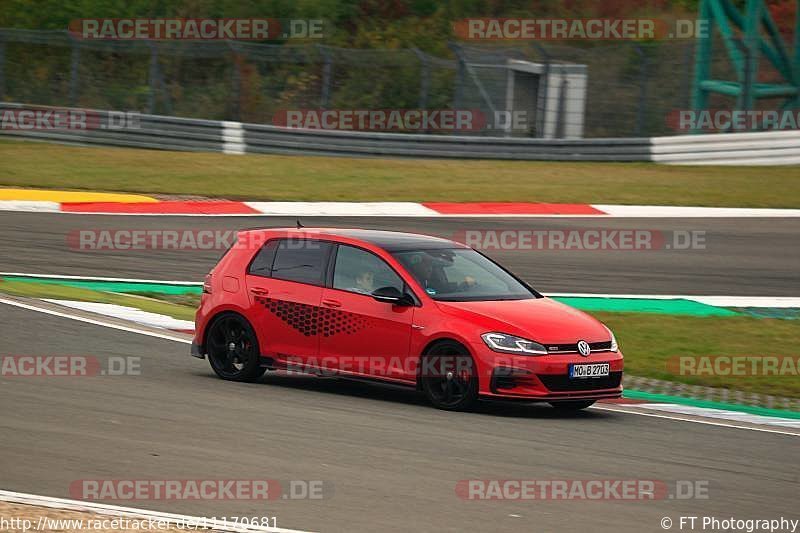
[319,244,415,383]
[245,238,332,370]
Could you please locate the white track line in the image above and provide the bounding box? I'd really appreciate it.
[0,297,191,344]
[0,489,311,533]
[634,403,800,428]
[2,295,798,435]
[591,405,799,437]
[42,299,195,331]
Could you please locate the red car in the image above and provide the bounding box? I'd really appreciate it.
[191,228,623,411]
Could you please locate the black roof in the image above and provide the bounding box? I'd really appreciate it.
[316,228,467,252]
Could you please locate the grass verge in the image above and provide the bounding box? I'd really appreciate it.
[0,280,196,321]
[2,139,800,207]
[599,312,800,398]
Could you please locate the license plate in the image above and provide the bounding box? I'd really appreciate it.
[569,363,610,379]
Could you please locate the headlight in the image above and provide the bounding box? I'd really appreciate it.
[481,332,548,355]
[604,326,618,352]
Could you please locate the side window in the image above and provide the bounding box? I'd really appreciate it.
[247,240,278,277]
[333,245,404,295]
[271,239,331,286]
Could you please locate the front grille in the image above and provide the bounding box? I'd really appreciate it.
[538,372,622,392]
[546,341,613,353]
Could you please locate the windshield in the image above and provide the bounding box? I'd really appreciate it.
[392,248,538,302]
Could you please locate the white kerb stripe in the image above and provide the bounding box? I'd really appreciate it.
[245,201,439,217]
[0,200,60,212]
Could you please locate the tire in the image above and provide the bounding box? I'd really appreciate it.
[419,341,479,411]
[549,400,596,411]
[205,312,266,382]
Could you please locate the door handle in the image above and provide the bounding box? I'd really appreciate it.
[250,287,269,296]
[321,299,342,308]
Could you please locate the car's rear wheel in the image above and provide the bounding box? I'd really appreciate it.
[206,313,266,382]
[549,400,596,411]
[420,341,479,411]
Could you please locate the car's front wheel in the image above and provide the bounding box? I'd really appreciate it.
[549,400,596,411]
[206,313,266,382]
[420,341,479,411]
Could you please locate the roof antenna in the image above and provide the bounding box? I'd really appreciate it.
[296,219,304,229]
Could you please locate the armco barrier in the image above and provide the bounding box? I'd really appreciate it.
[1,102,798,164]
[0,103,226,152]
[651,129,800,165]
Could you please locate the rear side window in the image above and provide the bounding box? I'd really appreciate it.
[248,240,278,277]
[270,239,332,286]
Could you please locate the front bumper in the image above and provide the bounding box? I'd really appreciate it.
[471,343,624,401]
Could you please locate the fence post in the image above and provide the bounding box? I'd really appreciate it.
[0,38,5,100]
[317,45,332,109]
[227,42,242,121]
[555,76,568,139]
[633,45,649,136]
[147,42,158,114]
[69,38,81,106]
[530,42,551,138]
[683,42,693,113]
[449,43,465,109]
[412,47,430,110]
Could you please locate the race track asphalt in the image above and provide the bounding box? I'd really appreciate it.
[0,212,798,295]
[0,303,798,533]
[1,211,798,532]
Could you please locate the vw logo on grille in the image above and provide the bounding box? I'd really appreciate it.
[577,340,591,357]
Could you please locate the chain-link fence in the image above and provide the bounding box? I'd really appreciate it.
[0,28,781,138]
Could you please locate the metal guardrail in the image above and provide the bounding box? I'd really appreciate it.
[651,130,800,165]
[2,102,799,164]
[0,102,225,152]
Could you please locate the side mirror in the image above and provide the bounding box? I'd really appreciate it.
[371,286,414,306]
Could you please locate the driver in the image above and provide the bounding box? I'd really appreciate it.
[353,270,375,294]
[407,253,476,293]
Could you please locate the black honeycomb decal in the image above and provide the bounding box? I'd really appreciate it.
[256,297,369,337]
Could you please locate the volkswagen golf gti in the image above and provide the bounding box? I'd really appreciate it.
[191,228,623,411]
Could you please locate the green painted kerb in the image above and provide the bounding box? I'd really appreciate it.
[1,276,202,295]
[553,297,740,317]
[625,389,800,420]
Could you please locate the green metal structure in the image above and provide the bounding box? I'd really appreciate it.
[692,0,800,122]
